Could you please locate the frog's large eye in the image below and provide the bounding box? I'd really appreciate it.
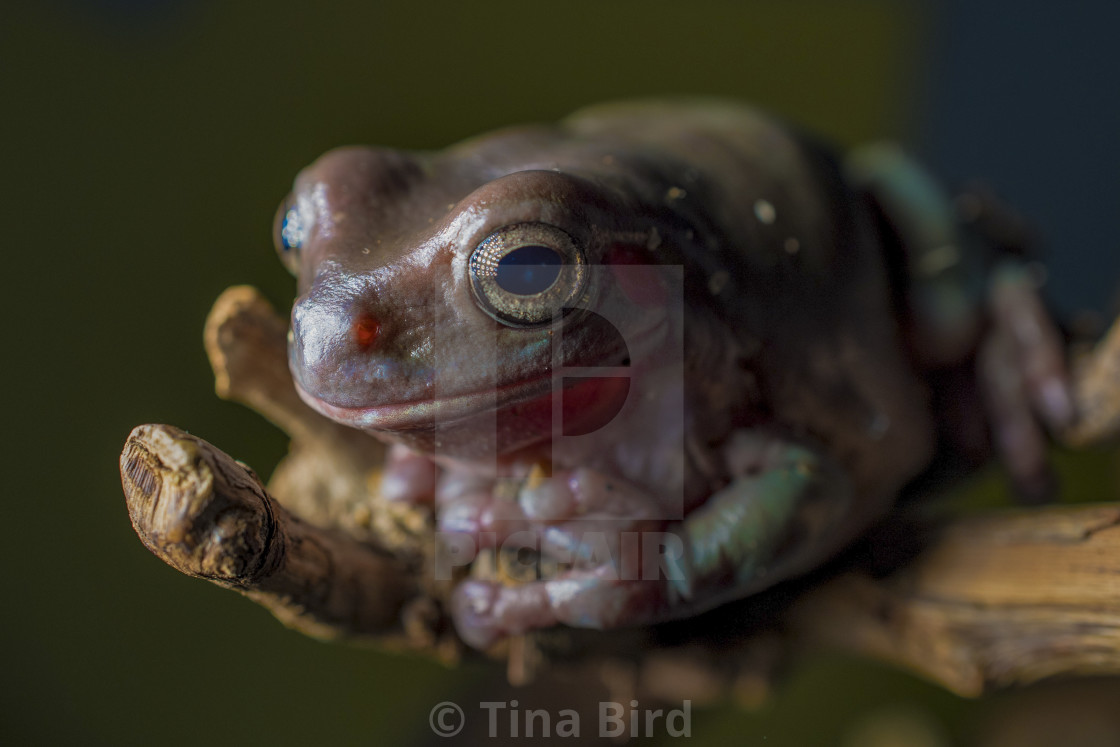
[468,223,587,327]
[272,197,305,275]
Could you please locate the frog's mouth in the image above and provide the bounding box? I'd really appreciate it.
[295,316,664,437]
[294,375,555,433]
[296,368,633,445]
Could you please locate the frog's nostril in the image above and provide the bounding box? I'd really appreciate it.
[352,312,382,350]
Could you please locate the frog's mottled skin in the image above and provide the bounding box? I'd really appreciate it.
[279,101,1070,649]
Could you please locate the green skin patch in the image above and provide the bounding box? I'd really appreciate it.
[672,443,847,607]
[847,143,991,364]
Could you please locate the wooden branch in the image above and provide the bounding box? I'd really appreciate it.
[121,423,418,642]
[1065,316,1120,447]
[123,288,454,654]
[777,318,1120,696]
[120,283,1120,698]
[787,505,1120,696]
[203,286,433,560]
[763,321,1120,697]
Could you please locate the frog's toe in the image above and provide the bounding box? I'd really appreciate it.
[536,517,659,569]
[519,467,665,522]
[450,572,663,649]
[518,468,666,569]
[379,443,437,504]
[979,315,1056,503]
[989,262,1075,431]
[980,262,1072,502]
[435,470,531,545]
[450,579,552,649]
[436,490,530,545]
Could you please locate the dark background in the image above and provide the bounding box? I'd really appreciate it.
[4,1,1119,744]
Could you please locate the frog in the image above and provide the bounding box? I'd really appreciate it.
[275,100,1073,650]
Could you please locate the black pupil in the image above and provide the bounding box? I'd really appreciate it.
[495,245,562,296]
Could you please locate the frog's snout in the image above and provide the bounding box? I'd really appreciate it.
[289,291,385,407]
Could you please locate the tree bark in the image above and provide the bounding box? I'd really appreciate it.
[120,284,1120,697]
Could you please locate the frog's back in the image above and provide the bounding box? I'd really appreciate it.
[565,100,939,515]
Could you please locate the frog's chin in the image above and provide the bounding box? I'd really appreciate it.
[294,375,554,434]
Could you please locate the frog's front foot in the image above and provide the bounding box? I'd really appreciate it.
[446,433,852,649]
[446,467,667,648]
[980,263,1076,502]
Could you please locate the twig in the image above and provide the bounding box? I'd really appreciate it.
[120,284,1120,696]
[788,505,1120,696]
[121,423,415,641]
[1064,317,1120,447]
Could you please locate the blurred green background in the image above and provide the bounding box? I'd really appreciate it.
[4,1,1119,745]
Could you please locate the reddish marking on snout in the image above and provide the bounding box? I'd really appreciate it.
[352,313,382,350]
[607,244,667,307]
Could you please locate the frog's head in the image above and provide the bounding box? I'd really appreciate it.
[276,142,677,457]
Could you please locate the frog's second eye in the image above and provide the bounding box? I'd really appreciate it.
[272,198,305,275]
[469,223,587,327]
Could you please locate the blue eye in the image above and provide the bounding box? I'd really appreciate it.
[468,223,588,327]
[495,245,562,295]
[280,207,305,252]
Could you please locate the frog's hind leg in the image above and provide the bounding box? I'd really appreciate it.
[980,263,1074,501]
[848,147,1074,501]
[846,144,989,367]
